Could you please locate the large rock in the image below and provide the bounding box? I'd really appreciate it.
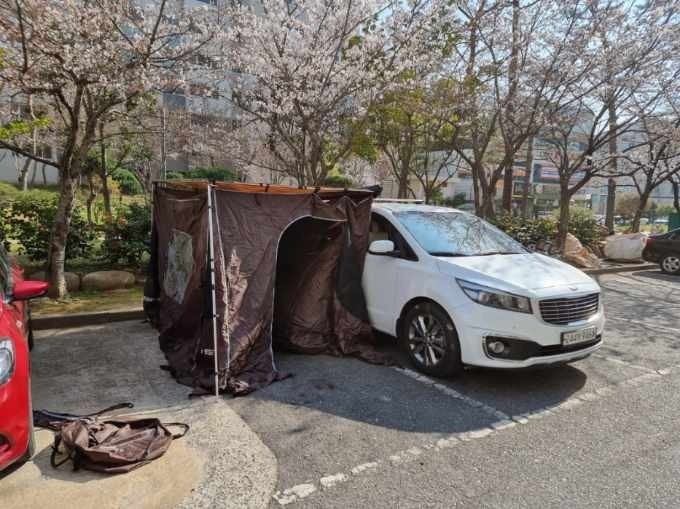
[603,233,648,261]
[30,271,81,292]
[563,233,601,269]
[81,270,135,291]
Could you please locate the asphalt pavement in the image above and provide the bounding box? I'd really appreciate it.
[4,269,678,509]
[226,270,680,508]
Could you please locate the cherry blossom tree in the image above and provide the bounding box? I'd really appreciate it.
[0,0,223,297]
[619,118,680,231]
[224,0,454,186]
[542,0,680,248]
[443,0,597,218]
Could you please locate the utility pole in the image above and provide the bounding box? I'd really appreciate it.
[160,104,167,182]
[520,135,534,218]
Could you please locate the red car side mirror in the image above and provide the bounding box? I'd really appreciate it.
[12,280,49,301]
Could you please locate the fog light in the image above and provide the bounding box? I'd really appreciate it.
[488,341,506,354]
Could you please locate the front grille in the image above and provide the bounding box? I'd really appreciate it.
[539,293,600,325]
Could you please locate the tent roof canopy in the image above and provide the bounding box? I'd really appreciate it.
[162,180,375,200]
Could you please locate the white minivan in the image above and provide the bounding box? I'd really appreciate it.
[362,201,604,376]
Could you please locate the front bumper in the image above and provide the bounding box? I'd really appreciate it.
[451,300,605,369]
[0,350,31,471]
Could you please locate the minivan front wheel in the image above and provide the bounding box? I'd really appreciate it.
[401,302,462,377]
[661,255,680,275]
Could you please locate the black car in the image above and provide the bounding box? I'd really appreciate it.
[643,228,680,274]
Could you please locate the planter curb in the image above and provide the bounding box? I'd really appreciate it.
[32,308,145,330]
[583,263,658,275]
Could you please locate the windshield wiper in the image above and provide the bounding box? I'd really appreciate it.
[477,251,522,256]
[429,251,471,257]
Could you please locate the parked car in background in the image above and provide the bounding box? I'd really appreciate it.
[0,246,48,472]
[643,228,680,275]
[363,202,604,376]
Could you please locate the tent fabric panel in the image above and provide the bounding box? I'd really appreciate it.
[147,186,216,390]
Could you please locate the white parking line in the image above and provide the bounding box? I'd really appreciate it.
[392,367,511,420]
[607,316,680,335]
[271,365,676,506]
[593,354,660,374]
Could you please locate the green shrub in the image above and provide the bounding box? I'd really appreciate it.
[1,190,95,262]
[165,167,238,182]
[166,171,184,180]
[112,167,143,195]
[323,173,353,188]
[567,207,599,247]
[102,202,151,267]
[0,182,19,206]
[437,193,467,208]
[490,215,558,246]
[491,208,600,248]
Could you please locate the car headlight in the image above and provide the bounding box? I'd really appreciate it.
[0,338,15,385]
[456,279,532,314]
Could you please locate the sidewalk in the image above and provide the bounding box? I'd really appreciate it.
[2,321,277,509]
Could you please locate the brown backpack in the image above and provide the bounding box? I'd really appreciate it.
[45,404,189,474]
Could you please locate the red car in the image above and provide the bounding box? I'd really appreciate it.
[0,245,47,472]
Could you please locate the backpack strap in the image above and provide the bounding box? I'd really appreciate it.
[50,434,78,470]
[163,422,190,439]
[87,402,134,417]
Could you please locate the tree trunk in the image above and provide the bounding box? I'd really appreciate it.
[605,178,616,233]
[397,166,410,198]
[520,136,534,218]
[479,184,496,219]
[501,0,520,213]
[672,178,680,215]
[46,175,78,298]
[604,98,617,232]
[18,158,31,191]
[501,161,514,214]
[99,122,112,220]
[631,192,650,232]
[86,174,97,225]
[558,188,571,253]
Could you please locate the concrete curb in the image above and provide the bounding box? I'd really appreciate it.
[583,263,658,275]
[30,260,659,329]
[31,308,145,330]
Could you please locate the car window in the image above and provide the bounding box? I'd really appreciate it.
[369,213,417,261]
[394,210,527,257]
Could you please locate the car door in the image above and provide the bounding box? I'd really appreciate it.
[655,230,680,256]
[667,230,680,253]
[362,212,418,335]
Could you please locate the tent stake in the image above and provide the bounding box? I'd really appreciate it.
[207,184,220,398]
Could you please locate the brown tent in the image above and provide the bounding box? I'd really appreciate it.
[144,181,385,396]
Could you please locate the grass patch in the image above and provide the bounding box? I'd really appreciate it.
[31,286,144,317]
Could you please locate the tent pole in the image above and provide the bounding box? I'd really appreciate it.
[207,184,220,398]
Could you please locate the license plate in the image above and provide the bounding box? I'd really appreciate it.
[562,326,597,346]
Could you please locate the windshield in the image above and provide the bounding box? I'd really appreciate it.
[394,210,527,257]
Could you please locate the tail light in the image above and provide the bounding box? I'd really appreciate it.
[645,237,654,246]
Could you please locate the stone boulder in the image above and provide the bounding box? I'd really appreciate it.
[30,271,81,292]
[563,233,601,269]
[81,270,136,291]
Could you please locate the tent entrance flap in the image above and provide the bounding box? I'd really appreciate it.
[274,216,345,353]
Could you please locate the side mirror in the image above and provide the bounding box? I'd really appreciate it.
[369,240,398,256]
[12,280,49,301]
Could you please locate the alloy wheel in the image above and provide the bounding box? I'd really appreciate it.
[408,313,447,367]
[662,256,680,273]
